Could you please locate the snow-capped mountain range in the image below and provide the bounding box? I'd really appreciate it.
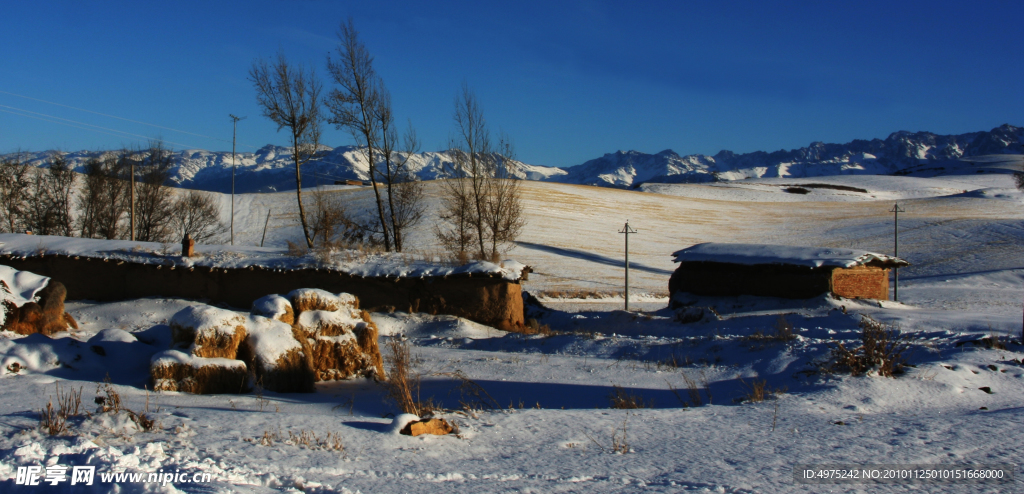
[10,124,1023,192]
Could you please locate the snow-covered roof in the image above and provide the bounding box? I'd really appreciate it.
[0,234,529,282]
[671,243,908,269]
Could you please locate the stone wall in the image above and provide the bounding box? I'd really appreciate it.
[0,255,525,330]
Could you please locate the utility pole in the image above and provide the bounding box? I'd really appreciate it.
[619,220,638,311]
[229,114,246,245]
[129,153,135,241]
[890,202,905,301]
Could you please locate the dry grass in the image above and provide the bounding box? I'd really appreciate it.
[745,315,797,346]
[250,428,345,452]
[95,377,156,431]
[522,318,554,336]
[384,337,434,416]
[739,378,786,403]
[585,417,631,454]
[536,289,614,300]
[828,316,913,377]
[39,381,82,436]
[608,385,652,409]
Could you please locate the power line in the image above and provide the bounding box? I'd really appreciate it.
[0,88,261,149]
[0,105,197,150]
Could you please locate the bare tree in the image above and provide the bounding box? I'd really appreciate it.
[77,150,131,239]
[483,135,525,259]
[0,154,32,233]
[305,186,364,248]
[171,189,223,243]
[437,85,525,261]
[250,52,323,249]
[134,143,176,242]
[436,85,525,261]
[46,153,77,237]
[326,18,392,251]
[386,123,426,252]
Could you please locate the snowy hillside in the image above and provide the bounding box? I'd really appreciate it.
[559,124,1024,188]
[12,145,568,194]
[6,125,1021,193]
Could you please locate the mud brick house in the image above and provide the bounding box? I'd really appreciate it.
[669,243,909,300]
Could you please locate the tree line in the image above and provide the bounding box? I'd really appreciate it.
[250,18,524,262]
[0,144,223,243]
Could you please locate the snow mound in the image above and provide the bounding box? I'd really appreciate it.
[0,264,49,306]
[251,294,294,323]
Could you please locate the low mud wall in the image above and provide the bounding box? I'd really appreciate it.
[0,255,525,330]
[670,261,890,301]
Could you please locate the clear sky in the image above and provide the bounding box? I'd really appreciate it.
[2,0,1022,168]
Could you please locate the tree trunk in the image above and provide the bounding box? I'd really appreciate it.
[294,133,313,249]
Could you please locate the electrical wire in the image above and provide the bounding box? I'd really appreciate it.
[0,88,261,149]
[0,105,198,150]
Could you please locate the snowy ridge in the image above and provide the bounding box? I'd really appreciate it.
[6,124,1020,192]
[560,124,1024,188]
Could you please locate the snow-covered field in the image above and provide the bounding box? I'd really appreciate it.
[1,162,1023,492]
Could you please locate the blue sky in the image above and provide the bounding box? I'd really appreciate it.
[2,0,1021,168]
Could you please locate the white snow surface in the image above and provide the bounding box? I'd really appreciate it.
[672,242,909,268]
[0,264,49,306]
[1,171,1024,492]
[169,306,246,337]
[250,294,292,321]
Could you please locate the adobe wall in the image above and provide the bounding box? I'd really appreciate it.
[830,265,889,300]
[0,255,525,331]
[669,262,891,301]
[669,262,832,299]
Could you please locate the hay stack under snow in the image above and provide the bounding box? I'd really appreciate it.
[150,350,248,394]
[240,315,316,393]
[295,305,384,381]
[289,288,358,313]
[170,306,247,359]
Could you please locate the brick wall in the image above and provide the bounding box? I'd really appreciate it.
[830,266,889,300]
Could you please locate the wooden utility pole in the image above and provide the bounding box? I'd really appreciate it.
[129,154,135,241]
[890,202,905,301]
[619,220,638,311]
[229,114,246,245]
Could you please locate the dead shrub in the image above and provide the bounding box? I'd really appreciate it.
[95,377,156,431]
[585,417,631,454]
[739,378,785,403]
[384,337,434,416]
[285,240,308,257]
[745,314,797,346]
[608,385,652,409]
[522,318,553,336]
[828,316,913,377]
[39,381,82,436]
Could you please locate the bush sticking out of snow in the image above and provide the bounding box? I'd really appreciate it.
[827,316,913,377]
